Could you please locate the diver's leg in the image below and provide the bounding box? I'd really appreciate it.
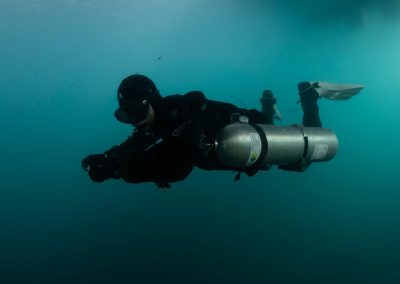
[298,82,322,127]
[278,83,323,173]
[260,90,276,125]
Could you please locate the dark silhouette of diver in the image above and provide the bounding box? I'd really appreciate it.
[82,74,363,188]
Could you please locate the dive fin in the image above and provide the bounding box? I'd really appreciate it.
[309,81,364,100]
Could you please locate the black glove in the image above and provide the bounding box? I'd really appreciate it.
[81,154,120,182]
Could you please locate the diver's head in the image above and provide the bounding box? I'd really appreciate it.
[114,74,161,126]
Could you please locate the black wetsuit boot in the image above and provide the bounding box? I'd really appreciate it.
[297,82,322,127]
[260,90,276,125]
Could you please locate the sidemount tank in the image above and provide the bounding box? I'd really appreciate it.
[214,123,338,168]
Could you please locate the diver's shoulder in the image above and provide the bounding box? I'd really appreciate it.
[163,94,183,102]
[163,91,206,101]
[183,91,206,101]
[162,91,207,113]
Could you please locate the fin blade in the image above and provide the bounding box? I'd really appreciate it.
[310,81,364,100]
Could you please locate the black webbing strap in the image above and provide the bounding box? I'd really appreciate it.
[233,124,269,181]
[247,124,268,172]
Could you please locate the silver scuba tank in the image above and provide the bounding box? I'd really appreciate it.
[214,123,338,169]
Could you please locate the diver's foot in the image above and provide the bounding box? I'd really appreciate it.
[260,90,276,106]
[260,90,281,121]
[297,82,320,102]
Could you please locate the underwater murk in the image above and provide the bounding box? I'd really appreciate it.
[0,0,399,283]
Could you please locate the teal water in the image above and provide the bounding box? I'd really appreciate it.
[1,0,400,283]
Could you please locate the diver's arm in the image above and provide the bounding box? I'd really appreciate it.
[82,130,160,182]
[106,128,160,157]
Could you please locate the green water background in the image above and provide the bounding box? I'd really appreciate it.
[1,0,399,283]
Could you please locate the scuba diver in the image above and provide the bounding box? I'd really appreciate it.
[82,74,363,188]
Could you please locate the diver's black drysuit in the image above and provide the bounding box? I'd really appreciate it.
[93,91,270,186]
[82,84,321,186]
